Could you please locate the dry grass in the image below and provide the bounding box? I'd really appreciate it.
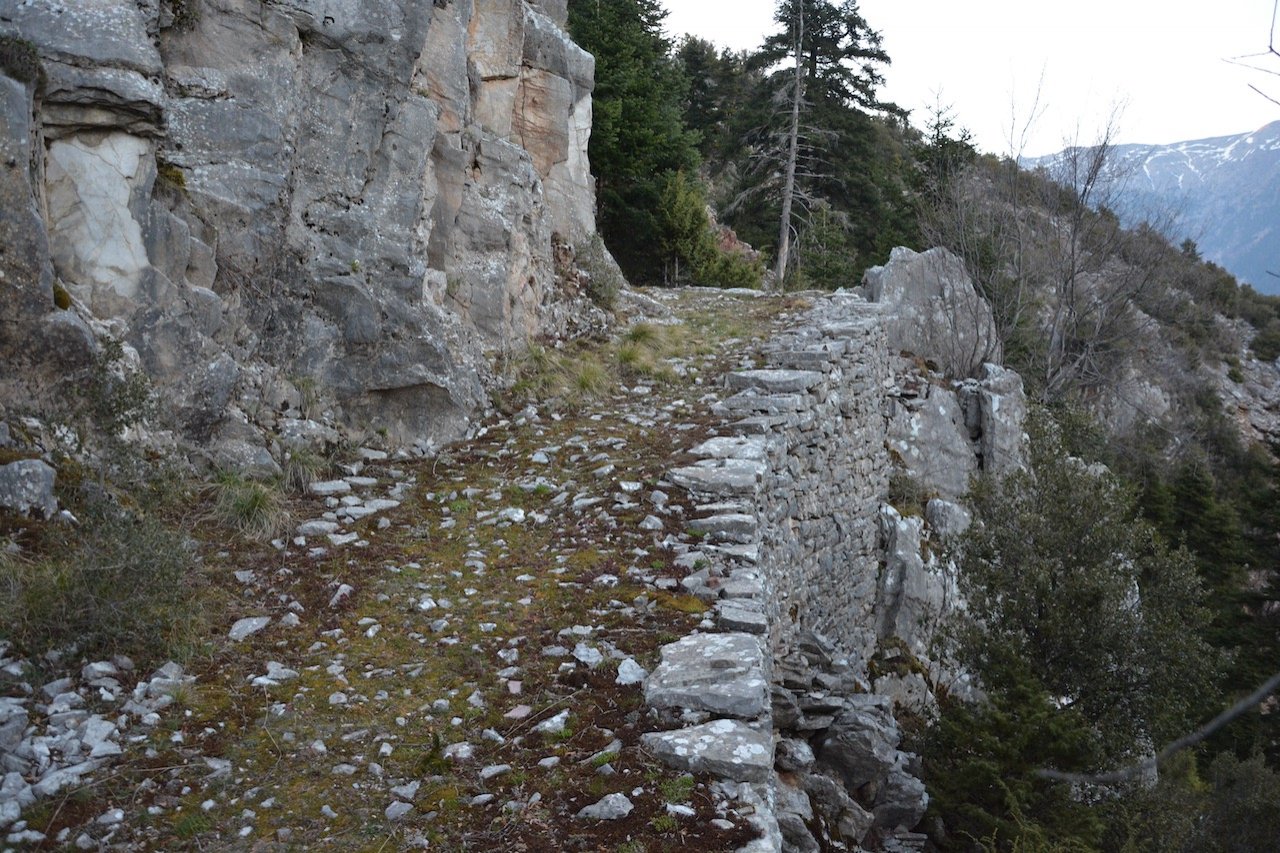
[209,474,291,540]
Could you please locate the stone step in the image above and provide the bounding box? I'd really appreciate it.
[641,719,772,783]
[726,369,826,394]
[643,633,768,718]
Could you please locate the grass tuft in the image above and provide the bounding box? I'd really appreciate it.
[211,474,290,540]
[659,774,696,804]
[282,447,328,494]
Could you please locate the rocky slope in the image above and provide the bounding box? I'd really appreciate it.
[0,0,600,463]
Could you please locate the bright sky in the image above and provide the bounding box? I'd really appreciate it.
[659,0,1279,156]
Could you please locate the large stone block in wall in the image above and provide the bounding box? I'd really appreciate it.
[862,247,1000,379]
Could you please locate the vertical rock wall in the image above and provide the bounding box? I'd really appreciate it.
[0,0,597,453]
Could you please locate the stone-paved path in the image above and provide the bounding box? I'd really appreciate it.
[2,288,810,851]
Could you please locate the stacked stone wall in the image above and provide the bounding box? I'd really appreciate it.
[672,294,891,661]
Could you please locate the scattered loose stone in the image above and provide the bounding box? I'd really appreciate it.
[385,801,413,821]
[534,710,570,735]
[575,792,634,820]
[228,616,271,642]
[615,659,647,686]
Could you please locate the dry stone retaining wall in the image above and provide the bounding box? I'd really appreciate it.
[643,292,934,852]
[677,293,891,662]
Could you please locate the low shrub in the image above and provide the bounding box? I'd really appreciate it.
[0,501,198,661]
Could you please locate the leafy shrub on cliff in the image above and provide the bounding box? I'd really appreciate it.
[0,36,44,86]
[925,414,1222,849]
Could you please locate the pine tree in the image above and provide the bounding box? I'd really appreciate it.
[567,0,700,283]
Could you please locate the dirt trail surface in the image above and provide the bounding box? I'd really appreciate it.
[6,288,808,851]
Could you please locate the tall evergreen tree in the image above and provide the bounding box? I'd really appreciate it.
[755,0,891,110]
[567,0,700,283]
[713,0,917,286]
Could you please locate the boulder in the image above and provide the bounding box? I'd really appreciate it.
[874,506,949,656]
[0,459,57,519]
[924,498,971,540]
[814,696,901,791]
[863,247,1000,378]
[813,695,928,833]
[955,363,1028,475]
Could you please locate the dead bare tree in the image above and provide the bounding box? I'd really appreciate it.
[921,104,1173,402]
[774,0,804,287]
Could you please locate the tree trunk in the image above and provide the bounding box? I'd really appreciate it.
[774,1,803,289]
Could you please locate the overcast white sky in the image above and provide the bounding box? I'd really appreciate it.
[659,0,1279,156]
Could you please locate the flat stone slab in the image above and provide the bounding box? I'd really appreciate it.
[310,479,352,496]
[688,513,758,541]
[715,392,809,416]
[688,435,769,462]
[716,604,768,635]
[669,463,761,498]
[726,369,825,394]
[642,719,773,783]
[228,616,271,642]
[644,633,767,718]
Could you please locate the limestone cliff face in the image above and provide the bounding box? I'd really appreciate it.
[0,0,596,455]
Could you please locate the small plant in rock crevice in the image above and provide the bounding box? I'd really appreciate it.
[0,36,44,86]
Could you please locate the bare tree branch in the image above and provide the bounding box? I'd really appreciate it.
[1037,670,1280,785]
[1249,83,1280,108]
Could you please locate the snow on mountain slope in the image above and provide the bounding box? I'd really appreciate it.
[1030,121,1280,294]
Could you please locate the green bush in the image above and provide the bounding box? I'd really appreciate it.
[926,412,1224,848]
[0,502,198,661]
[657,171,762,289]
[1250,319,1280,362]
[80,337,155,441]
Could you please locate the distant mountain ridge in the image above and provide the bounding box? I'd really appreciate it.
[1031,121,1280,294]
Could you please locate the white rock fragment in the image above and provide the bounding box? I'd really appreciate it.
[534,709,570,735]
[615,659,647,686]
[576,792,633,820]
[228,617,271,642]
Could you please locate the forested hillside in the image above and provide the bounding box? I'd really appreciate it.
[571,0,1280,849]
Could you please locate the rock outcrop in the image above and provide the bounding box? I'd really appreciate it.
[862,246,1000,379]
[0,0,597,456]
